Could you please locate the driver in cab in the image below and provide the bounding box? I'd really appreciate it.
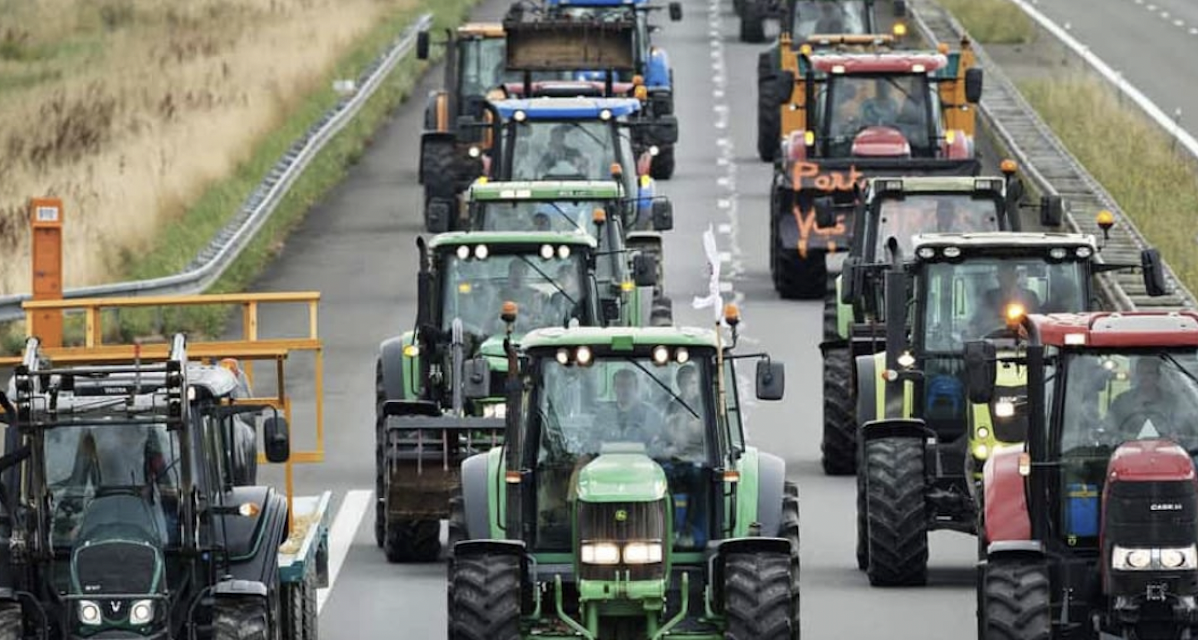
[1107,357,1191,440]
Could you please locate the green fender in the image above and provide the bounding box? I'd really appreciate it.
[835,274,852,340]
[855,351,914,428]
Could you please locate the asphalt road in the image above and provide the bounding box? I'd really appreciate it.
[241,0,982,637]
[1027,0,1198,142]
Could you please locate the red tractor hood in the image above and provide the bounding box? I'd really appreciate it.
[851,127,911,158]
[1108,439,1195,483]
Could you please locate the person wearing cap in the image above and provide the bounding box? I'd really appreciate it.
[1107,357,1191,440]
[537,125,587,176]
[972,263,1041,336]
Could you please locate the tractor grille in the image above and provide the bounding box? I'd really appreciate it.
[577,500,666,582]
[74,542,157,594]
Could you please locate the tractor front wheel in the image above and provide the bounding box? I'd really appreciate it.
[213,599,270,640]
[821,346,855,476]
[449,553,521,640]
[384,518,442,563]
[982,559,1050,640]
[855,458,868,571]
[864,437,929,586]
[650,145,676,180]
[757,51,781,162]
[724,551,794,640]
[781,482,801,639]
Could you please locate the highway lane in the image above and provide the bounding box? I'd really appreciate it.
[235,0,982,637]
[1025,0,1198,142]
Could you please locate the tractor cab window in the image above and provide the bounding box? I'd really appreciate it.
[459,37,515,98]
[873,195,1001,258]
[531,354,713,550]
[44,423,181,548]
[473,200,621,286]
[1056,350,1198,545]
[920,256,1086,353]
[793,0,868,39]
[510,121,619,181]
[824,74,933,155]
[440,250,588,335]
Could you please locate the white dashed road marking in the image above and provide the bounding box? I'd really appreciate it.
[316,489,373,614]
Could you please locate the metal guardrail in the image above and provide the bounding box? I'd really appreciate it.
[910,0,1197,312]
[0,13,434,323]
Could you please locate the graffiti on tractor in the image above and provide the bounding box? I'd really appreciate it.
[789,161,866,257]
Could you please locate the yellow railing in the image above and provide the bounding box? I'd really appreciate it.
[0,292,324,511]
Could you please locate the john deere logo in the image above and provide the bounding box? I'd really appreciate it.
[614,510,628,522]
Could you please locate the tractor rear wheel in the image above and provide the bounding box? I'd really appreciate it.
[864,437,929,586]
[821,279,838,341]
[821,346,855,476]
[650,145,676,180]
[213,598,270,640]
[449,553,521,640]
[982,559,1050,640]
[781,482,801,640]
[739,4,766,42]
[855,460,868,570]
[384,518,442,563]
[0,601,21,640]
[724,551,793,640]
[757,51,781,162]
[773,247,827,300]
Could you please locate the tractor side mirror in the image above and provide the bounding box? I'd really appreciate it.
[964,68,984,103]
[776,71,796,106]
[416,30,430,60]
[755,360,785,401]
[814,196,836,229]
[263,416,291,464]
[651,199,674,231]
[1141,248,1169,297]
[669,2,683,21]
[462,357,491,399]
[964,341,997,405]
[1040,195,1063,227]
[633,253,659,287]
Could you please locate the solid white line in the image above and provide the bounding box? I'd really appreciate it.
[316,489,373,614]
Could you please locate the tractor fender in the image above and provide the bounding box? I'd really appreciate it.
[378,335,415,402]
[754,451,787,539]
[855,352,906,424]
[459,450,496,541]
[423,89,450,133]
[224,488,289,584]
[214,580,268,598]
[645,47,671,89]
[860,418,930,444]
[983,446,1031,543]
[626,231,663,255]
[986,540,1044,560]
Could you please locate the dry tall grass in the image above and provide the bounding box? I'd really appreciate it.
[1019,75,1198,291]
[936,0,1036,44]
[0,0,415,294]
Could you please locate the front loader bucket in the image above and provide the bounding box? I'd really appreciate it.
[384,414,504,520]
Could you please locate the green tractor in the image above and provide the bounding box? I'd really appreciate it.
[817,171,1063,475]
[852,229,1167,586]
[444,306,800,639]
[374,231,658,562]
[464,178,675,326]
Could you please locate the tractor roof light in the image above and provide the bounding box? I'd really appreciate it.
[831,64,846,74]
[1005,302,1026,328]
[474,244,489,259]
[556,348,570,365]
[942,246,961,258]
[634,85,648,101]
[501,300,518,325]
[881,179,903,192]
[937,42,949,54]
[610,162,623,178]
[893,22,907,37]
[558,245,571,259]
[632,74,644,86]
[1076,246,1093,258]
[652,345,670,366]
[541,244,555,259]
[514,110,527,122]
[457,245,470,259]
[1049,248,1067,260]
[593,208,607,225]
[917,247,936,259]
[1001,159,1018,174]
[600,109,613,121]
[1096,210,1115,231]
[1065,333,1087,345]
[912,64,925,73]
[576,346,593,366]
[675,347,689,364]
[723,303,741,327]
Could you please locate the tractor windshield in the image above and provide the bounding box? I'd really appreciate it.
[529,352,713,550]
[821,73,936,155]
[473,199,623,285]
[44,423,181,548]
[439,248,588,335]
[873,194,1002,258]
[919,256,1086,353]
[458,37,514,98]
[793,0,869,39]
[1055,349,1198,545]
[508,120,628,182]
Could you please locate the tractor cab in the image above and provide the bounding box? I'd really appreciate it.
[787,0,882,42]
[464,178,673,326]
[446,308,799,639]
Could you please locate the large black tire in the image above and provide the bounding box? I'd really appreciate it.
[982,560,1051,640]
[781,482,801,640]
[650,295,674,327]
[213,599,270,640]
[821,347,856,476]
[0,602,21,640]
[757,52,781,162]
[421,143,458,233]
[384,518,442,563]
[864,437,929,586]
[302,569,319,640]
[374,360,387,548]
[821,278,838,342]
[448,553,521,640]
[855,460,868,571]
[739,4,767,42]
[650,145,675,180]
[447,491,467,553]
[724,552,793,640]
[774,248,827,300]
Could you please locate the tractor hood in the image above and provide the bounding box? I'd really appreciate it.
[576,443,668,503]
[851,127,911,158]
[481,334,516,373]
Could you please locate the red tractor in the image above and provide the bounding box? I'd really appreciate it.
[961,294,1198,640]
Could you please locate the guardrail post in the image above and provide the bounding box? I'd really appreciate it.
[29,198,64,348]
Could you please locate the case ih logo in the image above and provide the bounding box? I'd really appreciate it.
[791,162,867,192]
[1150,503,1184,511]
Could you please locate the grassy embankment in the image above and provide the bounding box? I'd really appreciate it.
[0,0,474,353]
[938,0,1198,293]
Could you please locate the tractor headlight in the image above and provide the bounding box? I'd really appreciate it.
[994,400,1015,418]
[1160,546,1198,569]
[130,599,154,625]
[580,542,621,565]
[483,403,506,419]
[622,541,663,564]
[1112,546,1154,571]
[79,600,102,626]
[976,427,990,440]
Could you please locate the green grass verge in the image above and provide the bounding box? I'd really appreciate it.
[935,0,1036,44]
[1017,76,1198,293]
[1,0,474,355]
